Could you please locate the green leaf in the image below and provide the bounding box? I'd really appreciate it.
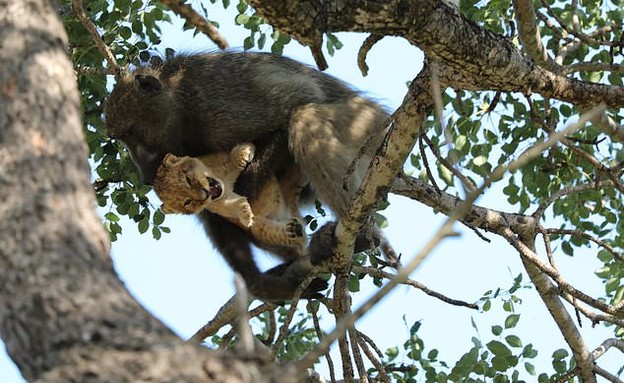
[504,314,520,328]
[487,340,512,357]
[561,241,574,256]
[473,155,487,166]
[152,226,161,240]
[138,217,149,234]
[385,346,399,359]
[119,26,132,40]
[243,35,254,50]
[525,362,536,375]
[491,325,503,336]
[428,349,439,360]
[153,209,165,225]
[483,298,492,311]
[258,32,266,49]
[348,274,360,292]
[491,356,510,371]
[104,212,119,222]
[235,13,249,25]
[438,163,454,185]
[552,349,569,360]
[605,277,621,294]
[505,335,522,348]
[131,20,143,34]
[236,0,248,13]
[522,344,538,358]
[613,286,624,305]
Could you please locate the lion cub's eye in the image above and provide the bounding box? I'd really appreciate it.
[184,174,192,186]
[183,199,192,207]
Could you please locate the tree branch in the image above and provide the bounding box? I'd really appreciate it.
[353,266,478,309]
[504,229,597,383]
[357,34,383,76]
[512,0,560,71]
[71,0,121,78]
[546,228,624,262]
[249,0,624,108]
[158,0,229,50]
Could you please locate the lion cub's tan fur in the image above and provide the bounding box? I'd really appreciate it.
[153,143,306,253]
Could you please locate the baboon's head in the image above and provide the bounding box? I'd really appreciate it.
[104,68,178,184]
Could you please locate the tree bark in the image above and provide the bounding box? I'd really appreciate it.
[250,0,624,108]
[0,1,298,382]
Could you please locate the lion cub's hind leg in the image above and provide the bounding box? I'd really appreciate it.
[250,216,306,251]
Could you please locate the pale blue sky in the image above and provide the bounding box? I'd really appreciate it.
[1,4,621,382]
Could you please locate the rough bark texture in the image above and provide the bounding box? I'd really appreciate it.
[250,0,624,108]
[0,1,299,382]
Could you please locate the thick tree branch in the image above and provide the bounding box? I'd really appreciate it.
[512,0,560,71]
[249,0,624,108]
[0,2,298,382]
[504,230,597,383]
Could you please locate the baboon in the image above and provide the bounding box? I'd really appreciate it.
[105,52,393,300]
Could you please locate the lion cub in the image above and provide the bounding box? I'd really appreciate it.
[153,143,306,252]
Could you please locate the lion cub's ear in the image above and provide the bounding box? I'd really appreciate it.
[162,153,180,166]
[160,203,175,214]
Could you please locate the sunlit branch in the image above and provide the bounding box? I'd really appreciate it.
[512,0,559,71]
[502,227,624,317]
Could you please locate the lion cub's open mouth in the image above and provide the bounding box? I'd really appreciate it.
[207,177,223,200]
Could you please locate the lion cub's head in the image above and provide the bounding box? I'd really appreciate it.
[153,153,224,214]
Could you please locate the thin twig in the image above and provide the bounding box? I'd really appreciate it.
[348,328,369,382]
[188,297,273,343]
[353,266,478,309]
[158,0,228,49]
[357,34,383,76]
[356,333,390,383]
[422,135,476,191]
[419,135,441,193]
[502,227,624,317]
[234,274,254,353]
[546,227,624,262]
[271,274,315,356]
[593,366,623,383]
[309,301,336,382]
[71,0,121,78]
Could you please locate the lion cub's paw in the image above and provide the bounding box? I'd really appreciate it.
[233,144,255,169]
[237,200,254,228]
[286,218,305,238]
